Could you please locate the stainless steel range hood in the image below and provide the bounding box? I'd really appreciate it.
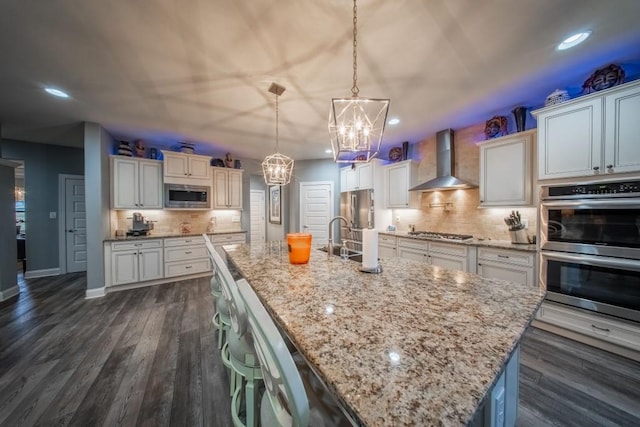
[409,129,477,192]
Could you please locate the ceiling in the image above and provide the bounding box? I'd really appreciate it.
[1,0,640,161]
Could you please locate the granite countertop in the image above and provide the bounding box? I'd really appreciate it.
[224,243,545,426]
[381,231,537,253]
[104,230,246,242]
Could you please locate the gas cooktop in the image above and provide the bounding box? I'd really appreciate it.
[407,231,474,241]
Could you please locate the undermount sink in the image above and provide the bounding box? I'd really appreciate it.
[318,246,362,263]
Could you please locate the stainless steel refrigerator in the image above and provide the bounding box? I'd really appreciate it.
[339,189,374,250]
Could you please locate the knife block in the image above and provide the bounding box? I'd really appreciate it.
[509,228,529,244]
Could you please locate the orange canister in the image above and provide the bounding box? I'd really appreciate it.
[286,233,312,264]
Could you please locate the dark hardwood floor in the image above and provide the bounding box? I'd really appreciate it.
[0,272,232,427]
[1,271,639,426]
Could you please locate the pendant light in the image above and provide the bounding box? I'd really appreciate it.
[262,82,294,186]
[328,0,390,163]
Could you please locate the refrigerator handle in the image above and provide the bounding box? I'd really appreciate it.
[350,193,356,228]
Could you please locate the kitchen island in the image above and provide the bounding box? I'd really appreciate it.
[224,243,545,426]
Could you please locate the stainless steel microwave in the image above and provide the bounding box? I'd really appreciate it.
[164,184,210,209]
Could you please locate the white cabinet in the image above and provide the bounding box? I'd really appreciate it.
[536,301,640,353]
[210,232,246,247]
[109,240,163,286]
[397,238,471,271]
[384,160,419,208]
[534,80,640,180]
[161,151,212,185]
[478,130,534,207]
[397,238,429,262]
[378,234,397,258]
[429,241,471,272]
[164,236,211,278]
[340,162,374,192]
[477,247,535,287]
[212,167,243,209]
[111,156,163,209]
[603,83,640,174]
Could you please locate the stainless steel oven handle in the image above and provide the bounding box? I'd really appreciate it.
[541,198,640,209]
[542,251,640,272]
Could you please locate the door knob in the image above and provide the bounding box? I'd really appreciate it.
[67,229,76,233]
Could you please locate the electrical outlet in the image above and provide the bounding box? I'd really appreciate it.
[232,215,241,223]
[49,212,57,219]
[522,219,529,229]
[395,215,400,223]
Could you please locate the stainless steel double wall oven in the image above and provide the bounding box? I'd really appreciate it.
[540,179,640,323]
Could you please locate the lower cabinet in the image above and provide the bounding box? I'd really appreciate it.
[429,241,471,272]
[397,238,429,262]
[209,232,246,247]
[164,236,211,278]
[397,238,472,272]
[378,234,397,258]
[110,240,163,286]
[477,247,535,286]
[105,235,219,288]
[535,301,640,353]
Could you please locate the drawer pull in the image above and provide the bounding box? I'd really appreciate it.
[185,239,192,243]
[185,265,192,269]
[497,254,510,259]
[134,243,142,247]
[591,324,610,333]
[185,251,192,254]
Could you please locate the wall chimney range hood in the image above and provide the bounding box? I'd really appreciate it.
[409,129,477,192]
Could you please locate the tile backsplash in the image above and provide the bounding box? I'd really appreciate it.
[392,189,538,241]
[111,209,242,236]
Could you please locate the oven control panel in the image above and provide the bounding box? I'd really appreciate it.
[547,180,640,198]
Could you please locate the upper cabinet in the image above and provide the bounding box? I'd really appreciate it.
[212,167,243,209]
[384,160,419,208]
[340,162,374,192]
[111,156,163,209]
[161,151,212,185]
[478,130,534,207]
[604,83,640,175]
[534,80,640,180]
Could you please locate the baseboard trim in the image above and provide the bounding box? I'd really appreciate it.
[85,287,107,299]
[0,285,20,301]
[24,267,61,279]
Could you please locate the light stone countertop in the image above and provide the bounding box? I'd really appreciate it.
[104,230,246,242]
[381,231,537,253]
[224,243,545,426]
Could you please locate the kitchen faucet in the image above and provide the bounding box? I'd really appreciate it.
[327,216,349,259]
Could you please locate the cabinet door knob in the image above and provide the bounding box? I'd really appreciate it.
[592,166,600,171]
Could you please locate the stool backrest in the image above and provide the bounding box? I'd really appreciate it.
[236,279,309,427]
[202,234,221,295]
[208,242,248,337]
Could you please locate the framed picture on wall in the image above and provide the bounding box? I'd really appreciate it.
[269,185,281,224]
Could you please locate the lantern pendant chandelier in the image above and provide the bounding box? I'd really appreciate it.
[328,0,390,163]
[262,82,294,186]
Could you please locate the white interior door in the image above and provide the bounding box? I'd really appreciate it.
[299,181,333,247]
[65,177,87,273]
[250,190,266,244]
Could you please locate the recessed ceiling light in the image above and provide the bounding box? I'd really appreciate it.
[557,31,591,50]
[325,149,333,154]
[388,118,400,125]
[44,87,70,98]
